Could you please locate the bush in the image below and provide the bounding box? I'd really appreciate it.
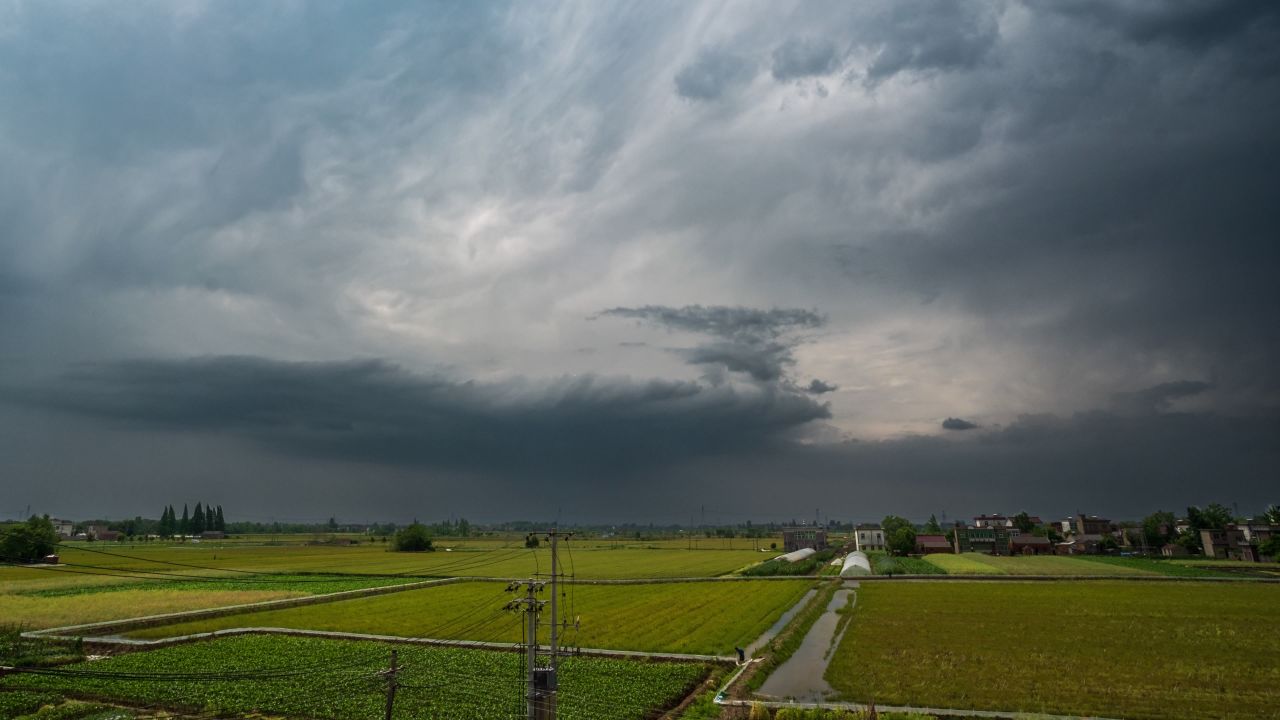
[0,516,59,563]
[392,523,434,552]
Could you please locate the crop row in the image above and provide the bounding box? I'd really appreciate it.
[2,635,709,720]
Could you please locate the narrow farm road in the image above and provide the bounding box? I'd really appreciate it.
[755,584,854,701]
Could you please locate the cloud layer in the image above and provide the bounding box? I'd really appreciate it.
[1,1,1277,520]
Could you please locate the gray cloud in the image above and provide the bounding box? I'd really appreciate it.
[806,379,838,395]
[771,37,840,80]
[675,48,755,100]
[4,356,829,473]
[600,305,824,383]
[1110,381,1212,416]
[942,417,980,431]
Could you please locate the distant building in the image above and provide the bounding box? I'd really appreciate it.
[1074,515,1112,536]
[953,522,1010,556]
[854,525,885,552]
[201,530,226,540]
[915,534,951,554]
[1010,535,1052,555]
[1055,534,1103,555]
[51,519,74,538]
[1200,525,1269,562]
[86,525,120,541]
[1161,543,1188,557]
[973,514,1008,529]
[782,527,827,553]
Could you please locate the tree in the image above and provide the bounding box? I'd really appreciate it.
[1187,503,1233,531]
[881,515,911,537]
[525,534,540,548]
[1262,504,1280,525]
[328,516,339,532]
[888,526,917,556]
[192,503,206,535]
[393,523,434,552]
[215,506,225,531]
[1259,535,1280,560]
[1141,510,1177,548]
[0,515,60,563]
[179,505,190,536]
[924,514,943,534]
[1012,512,1037,534]
[1098,534,1120,552]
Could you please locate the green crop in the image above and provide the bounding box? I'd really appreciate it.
[3,635,708,720]
[825,581,1280,719]
[126,579,812,656]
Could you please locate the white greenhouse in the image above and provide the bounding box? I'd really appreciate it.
[840,551,872,576]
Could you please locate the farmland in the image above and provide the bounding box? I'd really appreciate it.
[126,579,814,655]
[825,581,1280,719]
[3,635,708,720]
[921,553,1153,575]
[21,541,769,580]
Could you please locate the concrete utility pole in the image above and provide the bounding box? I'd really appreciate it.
[506,579,550,720]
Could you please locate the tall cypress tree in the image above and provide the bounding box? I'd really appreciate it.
[162,506,174,537]
[215,506,225,531]
[180,505,190,536]
[192,502,205,534]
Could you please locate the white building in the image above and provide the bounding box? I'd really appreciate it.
[855,525,885,552]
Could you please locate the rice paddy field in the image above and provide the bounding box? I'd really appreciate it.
[125,579,814,655]
[2,635,708,720]
[920,553,1153,575]
[26,541,769,580]
[825,581,1280,719]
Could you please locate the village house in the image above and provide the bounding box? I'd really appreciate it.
[914,534,952,554]
[854,524,885,552]
[1010,535,1052,555]
[782,527,827,553]
[51,519,74,538]
[953,522,1011,555]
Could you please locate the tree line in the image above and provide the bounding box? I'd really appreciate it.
[157,503,226,537]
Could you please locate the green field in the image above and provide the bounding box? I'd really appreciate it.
[920,552,1155,576]
[2,635,707,720]
[126,579,812,655]
[22,542,768,581]
[825,581,1280,719]
[919,553,1000,574]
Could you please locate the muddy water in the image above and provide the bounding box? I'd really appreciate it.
[745,587,817,657]
[756,585,855,701]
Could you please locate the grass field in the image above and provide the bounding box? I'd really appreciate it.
[825,581,1280,719]
[2,635,708,720]
[920,553,1156,576]
[0,573,417,631]
[919,554,1000,574]
[20,542,768,581]
[126,579,813,655]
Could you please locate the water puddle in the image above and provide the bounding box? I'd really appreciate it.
[745,587,817,656]
[756,585,855,701]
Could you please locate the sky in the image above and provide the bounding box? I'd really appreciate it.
[1,1,1278,524]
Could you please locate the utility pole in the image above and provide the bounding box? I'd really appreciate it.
[506,579,550,720]
[380,649,399,720]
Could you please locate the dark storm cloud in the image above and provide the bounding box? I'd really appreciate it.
[1053,0,1280,49]
[771,37,840,80]
[599,305,824,383]
[673,405,1280,521]
[4,356,829,473]
[674,48,755,100]
[942,417,980,431]
[806,379,838,395]
[1110,381,1213,416]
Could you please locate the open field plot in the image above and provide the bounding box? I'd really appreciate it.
[919,554,998,574]
[0,571,416,631]
[127,579,813,655]
[921,552,1154,576]
[2,635,708,720]
[33,542,767,580]
[825,581,1280,719]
